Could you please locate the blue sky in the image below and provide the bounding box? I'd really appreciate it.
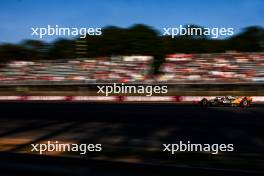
[0,0,263,43]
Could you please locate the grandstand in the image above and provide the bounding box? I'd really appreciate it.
[0,52,263,84]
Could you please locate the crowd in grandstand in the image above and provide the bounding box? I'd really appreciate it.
[0,56,152,84]
[158,52,264,83]
[0,52,263,84]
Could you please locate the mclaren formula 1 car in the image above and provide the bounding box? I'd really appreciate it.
[200,96,252,107]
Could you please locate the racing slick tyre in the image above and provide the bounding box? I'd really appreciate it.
[201,98,209,107]
[240,98,249,107]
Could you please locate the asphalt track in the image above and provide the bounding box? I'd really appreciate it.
[0,102,264,175]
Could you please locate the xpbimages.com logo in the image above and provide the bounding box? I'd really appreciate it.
[31,25,102,38]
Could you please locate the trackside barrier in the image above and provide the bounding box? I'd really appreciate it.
[0,96,22,100]
[122,96,174,102]
[0,96,263,103]
[26,96,66,101]
[71,96,118,101]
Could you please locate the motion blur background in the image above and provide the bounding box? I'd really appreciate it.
[0,0,263,92]
[0,1,264,176]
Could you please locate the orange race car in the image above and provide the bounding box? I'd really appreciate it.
[200,96,252,107]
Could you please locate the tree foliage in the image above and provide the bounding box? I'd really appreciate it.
[0,24,263,66]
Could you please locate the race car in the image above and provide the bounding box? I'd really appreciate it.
[200,96,252,107]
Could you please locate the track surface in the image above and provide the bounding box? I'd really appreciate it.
[0,102,263,175]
